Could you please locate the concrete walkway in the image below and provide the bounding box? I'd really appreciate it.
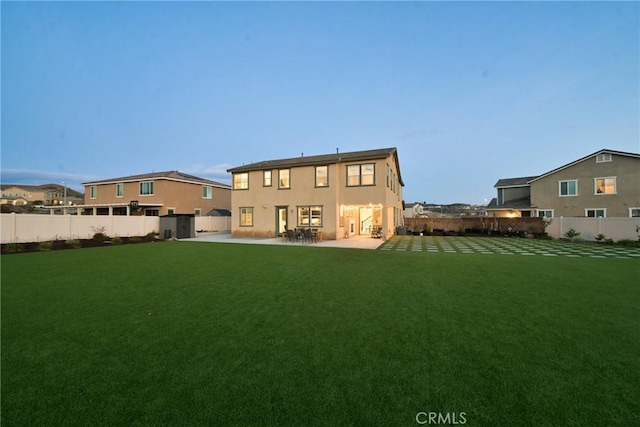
[181,232,385,250]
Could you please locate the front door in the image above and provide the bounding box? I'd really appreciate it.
[276,206,288,237]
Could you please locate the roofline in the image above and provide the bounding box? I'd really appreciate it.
[529,149,640,182]
[227,147,404,186]
[82,172,230,189]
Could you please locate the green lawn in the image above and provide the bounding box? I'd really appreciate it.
[2,242,638,426]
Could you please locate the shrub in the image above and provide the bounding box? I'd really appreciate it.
[618,239,640,248]
[111,237,122,245]
[5,243,24,253]
[92,232,108,242]
[595,234,607,242]
[564,228,580,240]
[66,239,82,249]
[38,241,53,251]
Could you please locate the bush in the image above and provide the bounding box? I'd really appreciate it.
[564,228,581,240]
[38,241,53,251]
[5,243,24,253]
[111,237,122,245]
[66,239,82,249]
[92,232,108,242]
[618,239,640,248]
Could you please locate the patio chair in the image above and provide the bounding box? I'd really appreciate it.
[371,225,383,239]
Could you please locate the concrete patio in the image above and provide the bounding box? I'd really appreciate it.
[182,232,385,250]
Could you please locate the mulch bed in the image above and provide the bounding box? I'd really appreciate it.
[1,236,161,255]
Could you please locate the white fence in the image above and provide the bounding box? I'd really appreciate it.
[1,213,231,243]
[545,217,640,241]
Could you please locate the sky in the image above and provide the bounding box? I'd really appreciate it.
[2,1,638,205]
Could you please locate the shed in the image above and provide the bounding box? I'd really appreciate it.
[159,214,196,239]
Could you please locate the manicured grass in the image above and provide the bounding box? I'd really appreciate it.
[2,242,638,425]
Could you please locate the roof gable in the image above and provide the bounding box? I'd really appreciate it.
[529,149,640,182]
[494,176,539,188]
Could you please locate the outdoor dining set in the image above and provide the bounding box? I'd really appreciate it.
[283,228,322,244]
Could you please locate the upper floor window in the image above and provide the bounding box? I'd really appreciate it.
[347,163,375,187]
[594,177,616,195]
[315,166,328,187]
[90,186,98,199]
[596,153,612,163]
[585,208,606,218]
[263,171,272,187]
[279,169,290,189]
[233,173,249,190]
[386,164,390,187]
[116,183,124,198]
[559,180,577,196]
[140,181,154,196]
[202,186,212,199]
[629,208,640,218]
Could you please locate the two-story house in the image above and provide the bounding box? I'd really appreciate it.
[404,202,427,218]
[81,171,231,216]
[1,184,82,206]
[487,149,640,218]
[227,147,404,240]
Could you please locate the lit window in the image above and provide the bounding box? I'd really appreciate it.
[594,177,616,195]
[202,186,212,199]
[297,205,323,227]
[279,169,290,189]
[233,173,249,190]
[140,181,154,195]
[263,171,272,187]
[240,207,253,226]
[315,166,328,187]
[585,209,605,218]
[116,183,124,198]
[90,186,98,199]
[559,180,577,196]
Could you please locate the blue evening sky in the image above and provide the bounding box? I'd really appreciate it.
[2,1,638,204]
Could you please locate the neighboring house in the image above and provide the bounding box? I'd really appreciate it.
[486,176,539,217]
[404,202,427,218]
[227,147,404,240]
[81,171,231,216]
[0,184,82,205]
[487,149,640,218]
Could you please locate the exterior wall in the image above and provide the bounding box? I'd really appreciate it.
[500,186,530,204]
[1,213,159,243]
[85,179,231,216]
[531,154,640,217]
[230,153,404,240]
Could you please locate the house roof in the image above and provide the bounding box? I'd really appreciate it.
[529,148,640,183]
[82,171,230,189]
[494,176,539,188]
[485,196,532,210]
[1,183,83,198]
[227,147,404,185]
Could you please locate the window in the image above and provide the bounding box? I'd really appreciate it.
[140,181,154,195]
[113,207,127,216]
[559,180,577,196]
[194,209,201,216]
[263,171,272,187]
[596,153,612,163]
[240,207,253,226]
[629,208,640,218]
[594,177,616,195]
[202,186,212,199]
[386,164,390,187]
[90,186,97,199]
[315,166,328,187]
[167,208,175,215]
[347,163,375,187]
[116,183,124,198]
[145,209,159,216]
[585,209,606,218]
[233,173,249,190]
[537,210,553,218]
[279,169,290,189]
[297,206,323,227]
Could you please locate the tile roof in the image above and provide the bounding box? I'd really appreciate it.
[227,147,403,184]
[82,171,230,188]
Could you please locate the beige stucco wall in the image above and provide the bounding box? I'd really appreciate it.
[230,153,404,240]
[85,180,231,216]
[530,154,640,217]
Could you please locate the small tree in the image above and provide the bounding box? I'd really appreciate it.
[564,228,580,241]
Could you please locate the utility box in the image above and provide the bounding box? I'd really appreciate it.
[159,214,196,239]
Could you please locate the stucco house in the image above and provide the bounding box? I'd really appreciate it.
[227,147,404,240]
[81,171,231,216]
[487,149,640,218]
[404,202,427,218]
[1,184,82,206]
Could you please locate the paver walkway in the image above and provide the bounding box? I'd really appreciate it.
[379,236,640,259]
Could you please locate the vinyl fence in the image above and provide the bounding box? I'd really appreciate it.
[545,217,640,242]
[1,213,231,243]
